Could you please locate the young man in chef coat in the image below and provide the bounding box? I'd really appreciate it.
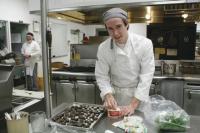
[21,32,41,91]
[95,8,155,115]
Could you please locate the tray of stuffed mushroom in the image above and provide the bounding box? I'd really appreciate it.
[50,102,105,132]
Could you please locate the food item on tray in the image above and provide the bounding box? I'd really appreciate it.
[52,104,105,128]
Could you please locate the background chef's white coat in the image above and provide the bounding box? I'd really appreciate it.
[95,32,155,108]
[21,41,41,76]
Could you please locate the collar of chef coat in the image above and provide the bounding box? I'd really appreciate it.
[113,34,132,57]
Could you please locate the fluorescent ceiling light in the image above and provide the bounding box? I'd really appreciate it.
[182,13,188,19]
[145,13,151,20]
[146,6,151,14]
[57,17,62,19]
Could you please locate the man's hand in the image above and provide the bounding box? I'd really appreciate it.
[24,54,31,59]
[103,93,117,110]
[120,97,140,116]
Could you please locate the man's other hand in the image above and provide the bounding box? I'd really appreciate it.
[24,54,31,58]
[120,97,140,116]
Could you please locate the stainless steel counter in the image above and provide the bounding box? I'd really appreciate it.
[52,71,95,77]
[52,70,200,81]
[40,110,200,133]
[94,113,200,133]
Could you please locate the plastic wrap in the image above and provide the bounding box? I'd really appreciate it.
[112,116,147,133]
[144,95,190,131]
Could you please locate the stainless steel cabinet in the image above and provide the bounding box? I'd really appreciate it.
[149,80,161,96]
[159,79,184,108]
[95,83,103,104]
[76,81,95,104]
[184,82,200,115]
[56,80,75,106]
[52,80,102,107]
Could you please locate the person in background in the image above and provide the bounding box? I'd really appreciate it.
[21,32,41,91]
[95,8,155,116]
[82,33,89,44]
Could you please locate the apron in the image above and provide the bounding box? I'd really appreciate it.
[25,59,35,76]
[23,43,36,76]
[110,40,146,111]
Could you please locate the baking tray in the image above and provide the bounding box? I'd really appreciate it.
[49,102,105,132]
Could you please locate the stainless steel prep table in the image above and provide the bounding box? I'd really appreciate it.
[94,113,200,133]
[38,110,200,133]
[52,70,200,81]
[52,71,95,77]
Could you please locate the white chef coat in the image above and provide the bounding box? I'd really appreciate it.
[95,32,155,108]
[21,41,41,76]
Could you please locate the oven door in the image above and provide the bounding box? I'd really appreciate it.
[184,85,200,115]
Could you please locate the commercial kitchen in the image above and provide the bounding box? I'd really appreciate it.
[1,0,200,133]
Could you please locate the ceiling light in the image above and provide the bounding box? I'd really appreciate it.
[57,17,62,19]
[146,6,151,14]
[146,6,151,20]
[146,20,151,24]
[182,13,188,19]
[145,13,151,20]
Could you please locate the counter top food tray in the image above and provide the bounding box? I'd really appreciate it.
[50,102,105,132]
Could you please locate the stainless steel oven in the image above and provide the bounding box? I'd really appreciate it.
[184,81,200,115]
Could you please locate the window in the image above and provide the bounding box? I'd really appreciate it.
[96,28,108,36]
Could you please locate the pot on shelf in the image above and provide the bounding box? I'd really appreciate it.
[163,63,176,75]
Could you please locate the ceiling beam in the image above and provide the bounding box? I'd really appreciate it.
[48,13,85,24]
[61,11,85,21]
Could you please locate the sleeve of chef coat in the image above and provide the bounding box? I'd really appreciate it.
[30,41,41,58]
[21,43,25,55]
[134,39,155,102]
[95,44,114,100]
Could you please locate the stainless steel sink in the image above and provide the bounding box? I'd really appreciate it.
[11,96,42,112]
[12,96,32,107]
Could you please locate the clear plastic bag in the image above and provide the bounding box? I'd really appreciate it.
[144,95,190,131]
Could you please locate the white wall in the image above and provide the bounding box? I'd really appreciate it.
[85,25,105,36]
[0,0,32,23]
[66,21,86,44]
[84,23,147,37]
[0,0,41,46]
[0,0,43,76]
[0,0,147,77]
[0,0,84,77]
[129,23,147,37]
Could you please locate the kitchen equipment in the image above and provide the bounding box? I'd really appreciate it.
[162,61,176,75]
[0,64,15,111]
[179,61,200,74]
[70,44,99,67]
[51,62,64,69]
[60,66,95,72]
[11,96,32,107]
[167,31,178,48]
[55,80,75,106]
[50,102,105,132]
[76,81,95,104]
[184,81,200,115]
